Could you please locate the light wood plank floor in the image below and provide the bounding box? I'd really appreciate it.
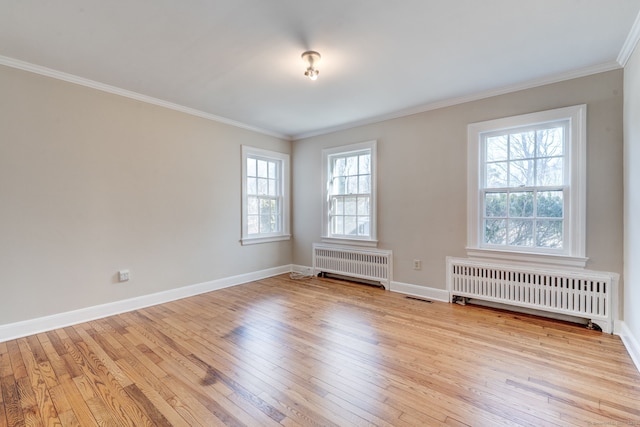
[1,274,639,426]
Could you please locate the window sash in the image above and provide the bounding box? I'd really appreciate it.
[322,141,377,245]
[241,146,290,244]
[466,105,586,263]
[480,186,568,250]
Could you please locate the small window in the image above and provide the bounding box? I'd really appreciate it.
[468,105,586,265]
[322,141,377,246]
[241,146,290,245]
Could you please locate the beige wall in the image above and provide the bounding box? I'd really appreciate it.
[293,70,624,293]
[624,45,640,341]
[0,63,626,327]
[0,65,291,325]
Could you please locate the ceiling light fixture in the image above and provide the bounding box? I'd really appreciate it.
[301,50,321,81]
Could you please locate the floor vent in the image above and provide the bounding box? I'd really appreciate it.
[312,243,393,289]
[405,296,433,303]
[447,257,619,333]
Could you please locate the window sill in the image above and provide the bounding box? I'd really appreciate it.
[465,247,588,269]
[321,237,378,248]
[241,234,291,246]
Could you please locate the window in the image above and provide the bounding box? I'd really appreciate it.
[467,105,586,266]
[241,146,290,245]
[322,141,377,246]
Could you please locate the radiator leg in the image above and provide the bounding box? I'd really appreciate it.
[586,321,602,332]
[452,295,468,306]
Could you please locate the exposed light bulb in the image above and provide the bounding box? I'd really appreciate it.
[301,50,321,81]
[305,68,319,80]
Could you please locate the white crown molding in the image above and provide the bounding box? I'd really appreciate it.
[0,53,624,143]
[618,10,640,66]
[0,55,289,141]
[0,265,292,343]
[293,60,621,140]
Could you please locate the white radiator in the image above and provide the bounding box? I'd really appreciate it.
[312,243,393,289]
[447,257,619,333]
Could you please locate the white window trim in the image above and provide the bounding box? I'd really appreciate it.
[321,140,378,247]
[467,105,587,267]
[241,146,290,245]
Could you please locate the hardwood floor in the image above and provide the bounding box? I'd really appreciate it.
[1,274,639,426]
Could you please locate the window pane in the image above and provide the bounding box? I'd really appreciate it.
[248,216,259,234]
[272,214,281,232]
[346,156,358,176]
[357,196,370,216]
[259,198,272,214]
[248,196,259,215]
[509,160,534,187]
[257,160,268,178]
[268,179,277,196]
[508,220,534,246]
[358,175,370,194]
[486,136,508,162]
[247,177,257,195]
[509,131,535,159]
[333,157,346,177]
[509,192,534,217]
[331,216,344,235]
[344,197,357,215]
[537,127,563,157]
[268,161,276,179]
[346,176,358,194]
[536,220,563,248]
[484,219,507,245]
[537,191,563,218]
[357,217,370,236]
[536,157,563,186]
[345,216,357,235]
[486,162,508,188]
[331,177,346,195]
[260,215,272,233]
[359,154,371,174]
[331,197,343,215]
[258,178,268,195]
[485,192,507,217]
[247,158,257,177]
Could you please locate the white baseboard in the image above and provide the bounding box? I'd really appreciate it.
[0,265,291,343]
[292,265,451,302]
[390,281,450,302]
[619,321,640,374]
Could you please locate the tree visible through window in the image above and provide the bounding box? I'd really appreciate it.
[322,141,377,245]
[467,105,586,261]
[329,151,371,237]
[482,124,566,249]
[241,146,290,245]
[246,156,281,235]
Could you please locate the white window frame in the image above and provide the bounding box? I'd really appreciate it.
[322,140,378,247]
[241,146,290,245]
[467,105,587,268]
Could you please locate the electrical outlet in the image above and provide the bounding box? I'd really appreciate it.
[118,270,130,282]
[413,259,422,270]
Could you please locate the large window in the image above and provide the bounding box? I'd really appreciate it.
[322,141,377,246]
[467,105,586,266]
[241,146,290,245]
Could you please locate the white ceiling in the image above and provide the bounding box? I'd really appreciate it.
[1,1,639,139]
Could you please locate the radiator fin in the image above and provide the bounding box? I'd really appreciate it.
[313,244,392,289]
[447,257,619,333]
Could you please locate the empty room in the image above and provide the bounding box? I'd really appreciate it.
[1,1,640,425]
